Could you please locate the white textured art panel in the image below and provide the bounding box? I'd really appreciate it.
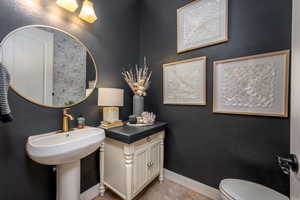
[214,51,289,117]
[164,58,206,105]
[177,0,228,53]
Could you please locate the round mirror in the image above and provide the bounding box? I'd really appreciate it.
[0,25,97,108]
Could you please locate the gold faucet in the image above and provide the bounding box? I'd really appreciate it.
[61,108,74,133]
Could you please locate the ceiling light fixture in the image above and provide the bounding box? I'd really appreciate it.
[56,0,79,12]
[79,0,98,23]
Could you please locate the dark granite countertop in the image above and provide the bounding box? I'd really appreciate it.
[104,121,167,144]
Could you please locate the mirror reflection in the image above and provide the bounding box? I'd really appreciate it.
[0,26,97,108]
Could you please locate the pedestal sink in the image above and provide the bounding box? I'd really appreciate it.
[26,127,105,200]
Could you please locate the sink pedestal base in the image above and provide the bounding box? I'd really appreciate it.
[56,161,81,200]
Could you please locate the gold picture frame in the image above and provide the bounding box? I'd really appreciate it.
[213,50,290,117]
[163,56,207,105]
[177,0,229,53]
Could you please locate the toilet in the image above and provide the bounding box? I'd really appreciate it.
[219,179,289,200]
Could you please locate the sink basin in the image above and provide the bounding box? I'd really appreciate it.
[26,127,105,200]
[26,126,105,165]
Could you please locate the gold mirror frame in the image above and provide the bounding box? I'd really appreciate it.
[0,25,98,109]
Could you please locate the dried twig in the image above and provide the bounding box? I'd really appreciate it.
[122,57,152,96]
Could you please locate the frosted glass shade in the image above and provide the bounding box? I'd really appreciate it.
[79,0,98,23]
[98,88,124,107]
[56,0,78,12]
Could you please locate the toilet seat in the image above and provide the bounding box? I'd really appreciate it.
[219,179,289,200]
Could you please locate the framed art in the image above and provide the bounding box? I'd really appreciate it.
[213,50,290,117]
[163,56,206,105]
[177,0,228,53]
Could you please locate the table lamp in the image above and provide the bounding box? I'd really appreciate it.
[98,88,124,123]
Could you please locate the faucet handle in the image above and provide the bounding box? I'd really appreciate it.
[63,108,71,114]
[277,154,299,175]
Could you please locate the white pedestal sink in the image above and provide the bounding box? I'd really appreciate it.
[26,127,105,200]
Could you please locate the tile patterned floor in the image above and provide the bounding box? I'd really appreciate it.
[94,179,212,200]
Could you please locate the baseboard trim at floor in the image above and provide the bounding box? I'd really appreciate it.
[80,170,221,200]
[164,169,222,200]
[80,183,100,200]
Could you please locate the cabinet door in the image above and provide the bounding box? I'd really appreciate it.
[132,146,148,195]
[148,141,161,180]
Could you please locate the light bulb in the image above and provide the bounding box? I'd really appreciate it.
[79,0,98,23]
[56,0,78,12]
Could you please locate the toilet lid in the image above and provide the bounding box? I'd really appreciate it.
[219,179,289,200]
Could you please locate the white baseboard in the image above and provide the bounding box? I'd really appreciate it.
[164,169,222,200]
[80,170,222,200]
[80,183,100,200]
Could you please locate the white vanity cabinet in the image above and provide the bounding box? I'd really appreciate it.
[99,131,165,200]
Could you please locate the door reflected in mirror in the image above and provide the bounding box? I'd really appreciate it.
[1,25,97,108]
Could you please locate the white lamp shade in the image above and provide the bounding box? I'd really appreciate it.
[98,88,124,107]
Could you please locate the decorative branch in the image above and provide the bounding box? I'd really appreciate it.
[122,57,152,97]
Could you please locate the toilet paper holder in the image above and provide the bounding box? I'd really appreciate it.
[277,154,299,175]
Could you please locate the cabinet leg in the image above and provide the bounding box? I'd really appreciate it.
[99,183,105,197]
[99,142,105,196]
[159,172,164,183]
[124,145,134,200]
[159,135,165,183]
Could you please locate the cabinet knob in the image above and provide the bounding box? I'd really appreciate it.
[147,137,152,142]
[147,161,154,168]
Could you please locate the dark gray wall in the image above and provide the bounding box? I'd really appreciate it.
[0,0,293,198]
[139,0,291,195]
[0,0,139,199]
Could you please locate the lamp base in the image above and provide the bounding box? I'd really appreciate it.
[103,107,119,123]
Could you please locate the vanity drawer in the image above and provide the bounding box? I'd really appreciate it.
[133,131,163,151]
